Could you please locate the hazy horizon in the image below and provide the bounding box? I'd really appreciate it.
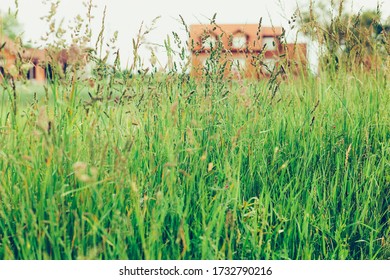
[1,0,389,69]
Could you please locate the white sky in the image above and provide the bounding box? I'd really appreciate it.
[1,0,389,68]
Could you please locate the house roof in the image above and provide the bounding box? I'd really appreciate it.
[0,34,20,54]
[189,24,283,52]
[1,34,47,61]
[21,48,46,62]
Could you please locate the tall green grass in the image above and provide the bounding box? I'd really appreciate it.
[0,0,389,260]
[0,68,389,259]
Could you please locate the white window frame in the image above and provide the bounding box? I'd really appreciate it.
[232,34,247,49]
[203,35,217,49]
[262,36,277,51]
[231,58,246,72]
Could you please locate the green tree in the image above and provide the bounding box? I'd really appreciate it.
[0,11,23,40]
[296,0,389,70]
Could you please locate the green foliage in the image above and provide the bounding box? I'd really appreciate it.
[296,0,389,71]
[0,11,23,40]
[0,65,389,260]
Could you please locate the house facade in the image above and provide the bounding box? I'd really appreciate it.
[0,35,74,83]
[0,35,49,82]
[189,24,307,78]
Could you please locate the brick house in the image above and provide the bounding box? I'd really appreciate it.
[0,36,19,79]
[0,35,49,82]
[0,35,75,82]
[189,24,307,78]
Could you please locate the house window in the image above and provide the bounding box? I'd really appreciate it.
[45,64,53,80]
[231,58,246,72]
[27,60,38,80]
[27,67,36,80]
[202,35,217,49]
[232,33,247,49]
[262,36,277,51]
[0,56,5,77]
[62,62,68,75]
[262,58,276,73]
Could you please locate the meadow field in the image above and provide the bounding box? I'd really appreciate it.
[0,4,389,260]
[0,65,389,259]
